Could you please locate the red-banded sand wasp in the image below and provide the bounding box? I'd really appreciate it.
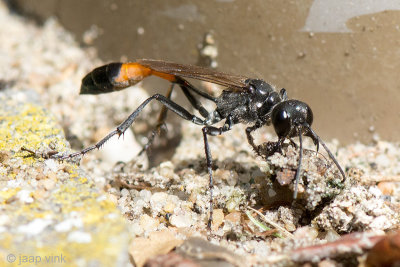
[55,59,346,228]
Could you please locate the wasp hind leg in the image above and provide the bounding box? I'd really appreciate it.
[139,79,215,156]
[138,84,174,156]
[55,93,206,160]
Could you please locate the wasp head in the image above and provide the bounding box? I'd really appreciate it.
[271,100,314,139]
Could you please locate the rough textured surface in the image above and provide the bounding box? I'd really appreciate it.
[0,90,130,266]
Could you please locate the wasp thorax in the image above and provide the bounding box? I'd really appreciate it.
[256,91,282,120]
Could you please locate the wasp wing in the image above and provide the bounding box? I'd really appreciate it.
[138,59,249,91]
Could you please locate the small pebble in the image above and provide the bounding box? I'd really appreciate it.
[17,218,52,236]
[41,179,56,191]
[163,202,176,213]
[377,182,394,195]
[325,229,340,242]
[169,214,193,228]
[294,226,318,240]
[67,231,92,243]
[225,211,241,224]
[16,189,34,203]
[139,214,160,232]
[55,218,83,232]
[211,209,224,230]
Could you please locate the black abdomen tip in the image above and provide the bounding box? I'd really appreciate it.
[80,63,123,95]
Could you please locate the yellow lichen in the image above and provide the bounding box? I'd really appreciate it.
[0,101,130,266]
[0,187,20,204]
[0,103,67,166]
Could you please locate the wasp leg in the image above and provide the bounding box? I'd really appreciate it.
[55,93,205,160]
[176,78,222,125]
[288,138,298,149]
[138,84,175,156]
[137,122,168,156]
[306,126,346,182]
[293,127,303,199]
[246,123,285,158]
[176,77,217,102]
[139,78,218,156]
[246,121,263,152]
[178,79,211,118]
[202,116,233,231]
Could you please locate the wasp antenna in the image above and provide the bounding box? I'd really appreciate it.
[306,126,346,182]
[315,140,320,154]
[293,128,303,199]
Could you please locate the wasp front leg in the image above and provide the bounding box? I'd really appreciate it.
[246,122,285,159]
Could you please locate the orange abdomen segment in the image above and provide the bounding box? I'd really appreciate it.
[80,62,152,95]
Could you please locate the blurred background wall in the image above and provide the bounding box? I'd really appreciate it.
[9,0,400,144]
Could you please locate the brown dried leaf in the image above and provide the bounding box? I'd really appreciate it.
[144,252,200,267]
[366,231,400,267]
[130,229,184,267]
[176,237,250,267]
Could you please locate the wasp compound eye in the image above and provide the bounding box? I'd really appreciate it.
[271,105,291,137]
